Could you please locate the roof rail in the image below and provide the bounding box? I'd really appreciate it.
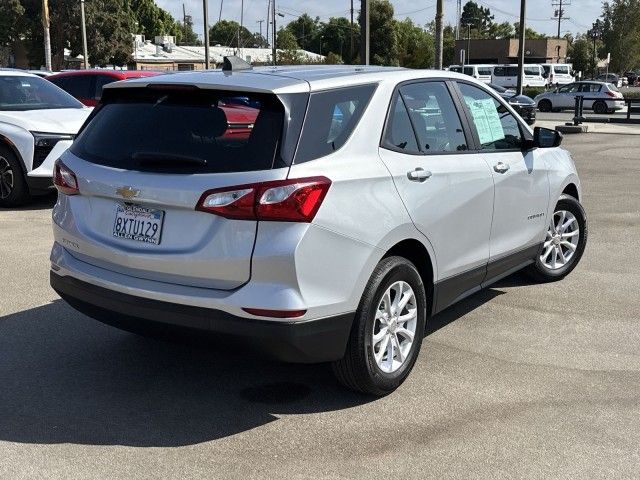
[222,56,252,72]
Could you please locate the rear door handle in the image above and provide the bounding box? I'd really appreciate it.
[493,162,510,174]
[407,168,432,182]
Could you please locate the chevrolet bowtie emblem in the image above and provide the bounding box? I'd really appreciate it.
[116,186,140,199]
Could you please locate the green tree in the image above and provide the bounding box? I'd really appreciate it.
[394,18,434,68]
[568,36,597,78]
[367,0,398,66]
[488,21,514,39]
[130,0,183,43]
[277,28,299,51]
[513,22,547,39]
[601,0,640,73]
[209,20,254,48]
[285,14,319,52]
[317,17,352,60]
[0,0,24,48]
[460,1,494,38]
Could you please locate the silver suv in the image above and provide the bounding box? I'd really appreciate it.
[50,64,587,395]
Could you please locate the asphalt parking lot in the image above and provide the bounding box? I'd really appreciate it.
[1,133,639,479]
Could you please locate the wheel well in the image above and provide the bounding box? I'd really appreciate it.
[384,239,434,307]
[562,183,579,201]
[0,135,26,173]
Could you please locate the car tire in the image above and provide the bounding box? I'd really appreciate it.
[0,145,31,208]
[593,101,608,114]
[332,256,427,396]
[538,99,552,112]
[526,194,587,282]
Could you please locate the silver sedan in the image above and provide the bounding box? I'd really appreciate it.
[535,81,625,114]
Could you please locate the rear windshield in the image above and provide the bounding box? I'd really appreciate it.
[477,67,493,76]
[554,65,570,74]
[524,66,542,76]
[71,88,285,173]
[294,84,377,163]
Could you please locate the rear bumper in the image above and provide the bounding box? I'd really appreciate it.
[50,272,354,363]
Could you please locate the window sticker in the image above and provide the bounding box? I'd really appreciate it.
[465,97,505,145]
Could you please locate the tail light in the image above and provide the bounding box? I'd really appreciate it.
[196,176,331,222]
[53,160,79,195]
[606,91,617,97]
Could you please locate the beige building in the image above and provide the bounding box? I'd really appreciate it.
[454,38,569,65]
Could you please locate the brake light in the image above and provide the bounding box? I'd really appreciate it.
[196,176,331,222]
[606,91,617,97]
[53,160,79,195]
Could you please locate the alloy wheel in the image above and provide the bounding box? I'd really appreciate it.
[541,210,580,270]
[372,281,418,373]
[0,156,14,200]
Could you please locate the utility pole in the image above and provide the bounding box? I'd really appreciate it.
[203,0,210,68]
[360,0,369,65]
[257,20,264,42]
[552,0,570,39]
[266,0,270,53]
[80,0,88,69]
[238,0,244,50]
[350,0,354,63]
[456,0,462,40]
[435,0,444,69]
[516,0,526,95]
[42,0,52,71]
[271,0,276,65]
[218,0,223,22]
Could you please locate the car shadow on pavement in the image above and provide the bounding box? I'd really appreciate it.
[0,282,513,448]
[0,193,57,211]
[0,299,371,447]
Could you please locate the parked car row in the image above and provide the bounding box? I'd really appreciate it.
[449,63,575,88]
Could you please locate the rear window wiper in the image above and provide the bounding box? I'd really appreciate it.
[132,152,207,168]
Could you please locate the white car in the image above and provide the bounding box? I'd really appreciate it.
[0,69,91,206]
[535,81,625,114]
[50,63,587,395]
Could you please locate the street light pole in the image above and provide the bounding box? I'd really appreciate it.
[435,0,444,69]
[516,0,527,95]
[271,0,276,65]
[360,0,369,65]
[203,0,210,68]
[80,0,89,69]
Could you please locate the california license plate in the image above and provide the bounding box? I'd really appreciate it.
[113,203,165,245]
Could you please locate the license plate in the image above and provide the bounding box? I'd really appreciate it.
[113,203,165,245]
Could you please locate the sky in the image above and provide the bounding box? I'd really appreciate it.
[156,0,604,40]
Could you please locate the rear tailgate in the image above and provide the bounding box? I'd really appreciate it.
[54,85,296,290]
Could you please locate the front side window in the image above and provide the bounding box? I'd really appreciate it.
[458,83,523,151]
[399,82,468,153]
[0,75,83,111]
[295,84,376,163]
[559,83,579,93]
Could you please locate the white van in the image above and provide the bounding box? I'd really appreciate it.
[541,64,575,86]
[448,64,494,84]
[491,64,546,88]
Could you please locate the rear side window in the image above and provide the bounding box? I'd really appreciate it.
[71,88,285,173]
[52,75,93,99]
[381,94,420,154]
[294,84,376,163]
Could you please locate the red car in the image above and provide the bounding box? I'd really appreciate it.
[47,70,161,107]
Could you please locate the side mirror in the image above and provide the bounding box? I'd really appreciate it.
[534,126,563,148]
